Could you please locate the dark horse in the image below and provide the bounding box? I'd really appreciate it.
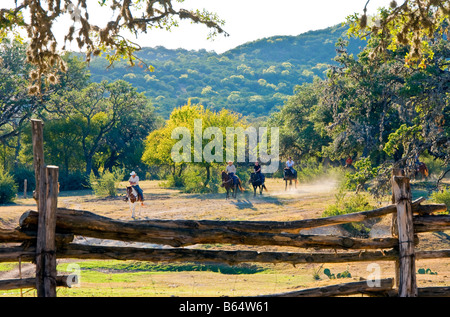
[221,171,244,199]
[124,186,144,218]
[415,162,429,180]
[283,168,298,191]
[249,172,267,196]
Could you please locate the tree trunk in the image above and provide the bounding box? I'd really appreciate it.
[205,164,211,187]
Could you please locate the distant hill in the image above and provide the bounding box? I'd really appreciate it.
[87,24,365,118]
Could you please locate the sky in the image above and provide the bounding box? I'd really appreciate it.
[117,0,394,53]
[4,0,394,54]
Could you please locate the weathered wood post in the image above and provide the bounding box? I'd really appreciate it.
[23,179,27,199]
[392,174,418,297]
[32,119,59,297]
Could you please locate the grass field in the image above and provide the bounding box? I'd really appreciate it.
[0,177,449,297]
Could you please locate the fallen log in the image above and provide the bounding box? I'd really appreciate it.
[0,276,70,291]
[0,228,34,243]
[418,286,450,297]
[0,245,35,262]
[413,215,450,233]
[258,278,394,297]
[19,209,399,249]
[55,243,399,264]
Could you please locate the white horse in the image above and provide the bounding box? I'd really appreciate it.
[125,186,143,219]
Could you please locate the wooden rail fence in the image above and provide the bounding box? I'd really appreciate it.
[0,119,449,297]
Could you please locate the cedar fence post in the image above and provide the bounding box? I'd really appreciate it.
[32,119,59,297]
[392,173,418,297]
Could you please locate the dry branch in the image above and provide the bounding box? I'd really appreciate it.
[0,276,70,291]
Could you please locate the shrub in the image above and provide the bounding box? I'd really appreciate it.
[89,168,124,197]
[430,188,450,212]
[345,157,378,192]
[322,186,375,237]
[0,170,18,204]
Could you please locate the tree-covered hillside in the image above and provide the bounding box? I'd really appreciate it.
[87,24,365,118]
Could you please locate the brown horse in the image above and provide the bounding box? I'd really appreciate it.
[221,171,244,199]
[124,186,144,218]
[249,172,267,196]
[283,167,298,191]
[415,162,429,180]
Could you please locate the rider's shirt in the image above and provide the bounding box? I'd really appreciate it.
[129,175,139,185]
[226,165,236,174]
[286,160,295,168]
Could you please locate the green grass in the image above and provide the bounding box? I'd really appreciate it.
[57,260,268,275]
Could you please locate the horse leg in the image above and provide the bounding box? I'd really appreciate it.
[129,201,135,219]
[253,185,256,197]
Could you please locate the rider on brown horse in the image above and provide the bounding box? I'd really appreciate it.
[226,161,239,186]
[254,161,265,184]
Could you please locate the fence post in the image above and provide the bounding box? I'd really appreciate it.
[392,174,418,297]
[32,119,59,297]
[24,179,27,199]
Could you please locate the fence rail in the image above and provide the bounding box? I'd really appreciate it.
[0,119,449,297]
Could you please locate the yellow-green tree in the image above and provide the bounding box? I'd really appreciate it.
[142,101,247,190]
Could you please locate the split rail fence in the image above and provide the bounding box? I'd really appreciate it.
[0,119,449,297]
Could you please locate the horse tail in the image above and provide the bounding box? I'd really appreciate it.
[238,180,244,192]
[424,165,429,177]
[263,185,268,192]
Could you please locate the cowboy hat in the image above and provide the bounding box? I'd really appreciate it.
[130,171,136,176]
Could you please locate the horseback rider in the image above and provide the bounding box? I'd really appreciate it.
[285,157,297,177]
[129,171,144,205]
[226,161,239,185]
[254,161,265,184]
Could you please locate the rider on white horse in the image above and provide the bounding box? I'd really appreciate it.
[129,171,144,206]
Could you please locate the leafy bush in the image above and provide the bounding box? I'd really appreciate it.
[430,188,450,212]
[162,174,184,188]
[322,186,375,237]
[89,168,124,197]
[345,157,378,192]
[0,169,18,204]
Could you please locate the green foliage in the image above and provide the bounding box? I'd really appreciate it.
[345,158,378,192]
[383,124,422,156]
[0,169,17,204]
[323,267,351,279]
[89,168,124,197]
[417,268,438,275]
[322,186,374,237]
[430,188,450,212]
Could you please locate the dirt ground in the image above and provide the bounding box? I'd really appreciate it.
[0,177,449,296]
